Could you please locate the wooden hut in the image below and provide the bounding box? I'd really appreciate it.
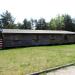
[0,29,75,48]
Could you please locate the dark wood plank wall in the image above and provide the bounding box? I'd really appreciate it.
[2,34,64,48]
[0,33,3,48]
[2,33,75,48]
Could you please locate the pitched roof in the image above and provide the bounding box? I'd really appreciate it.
[0,29,75,34]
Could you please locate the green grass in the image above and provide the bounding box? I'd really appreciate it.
[0,44,75,75]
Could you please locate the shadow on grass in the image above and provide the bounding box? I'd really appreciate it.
[0,43,75,51]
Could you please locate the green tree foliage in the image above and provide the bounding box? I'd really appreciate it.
[33,19,38,29]
[17,23,22,29]
[49,18,57,30]
[64,14,73,31]
[36,18,49,30]
[23,19,31,29]
[56,15,65,30]
[49,15,65,30]
[1,10,16,29]
[72,19,75,31]
[0,10,75,31]
[49,14,75,31]
[0,20,3,28]
[30,19,35,29]
[19,19,31,29]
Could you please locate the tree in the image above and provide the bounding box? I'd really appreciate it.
[22,19,31,29]
[71,18,75,31]
[36,18,48,30]
[33,19,38,30]
[55,15,65,30]
[1,10,16,29]
[17,22,22,29]
[49,18,57,30]
[64,14,73,31]
[0,20,3,28]
[30,19,35,29]
[49,15,65,30]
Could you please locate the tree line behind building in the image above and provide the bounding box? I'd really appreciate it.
[0,10,75,31]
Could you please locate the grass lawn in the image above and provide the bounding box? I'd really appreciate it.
[0,44,75,75]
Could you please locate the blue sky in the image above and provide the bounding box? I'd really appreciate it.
[0,0,75,23]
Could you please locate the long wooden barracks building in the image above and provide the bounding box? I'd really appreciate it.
[0,29,75,48]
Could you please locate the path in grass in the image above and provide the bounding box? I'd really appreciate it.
[0,44,75,75]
